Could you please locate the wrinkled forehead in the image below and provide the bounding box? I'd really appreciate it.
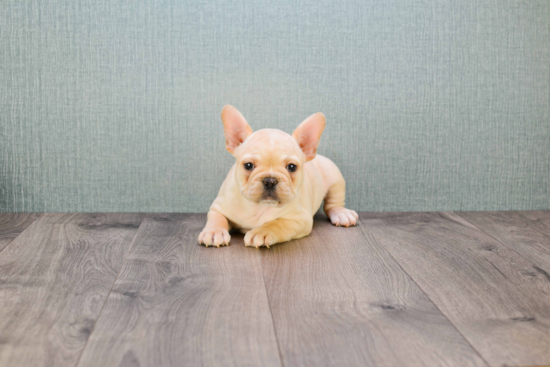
[236,129,303,159]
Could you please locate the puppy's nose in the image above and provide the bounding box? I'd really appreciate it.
[262,177,278,189]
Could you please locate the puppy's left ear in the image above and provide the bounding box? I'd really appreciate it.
[292,113,326,161]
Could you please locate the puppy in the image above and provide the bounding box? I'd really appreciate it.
[198,105,358,248]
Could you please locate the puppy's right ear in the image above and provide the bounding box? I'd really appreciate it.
[221,105,253,154]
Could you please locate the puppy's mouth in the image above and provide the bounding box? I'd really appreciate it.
[259,191,280,206]
[259,199,280,207]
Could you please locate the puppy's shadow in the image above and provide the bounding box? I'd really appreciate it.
[227,232,246,247]
[228,232,301,250]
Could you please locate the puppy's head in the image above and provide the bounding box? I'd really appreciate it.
[221,105,325,206]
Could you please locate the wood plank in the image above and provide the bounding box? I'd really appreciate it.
[457,211,550,273]
[0,213,41,252]
[360,212,550,367]
[260,215,487,367]
[0,213,144,367]
[77,214,281,367]
[518,210,550,234]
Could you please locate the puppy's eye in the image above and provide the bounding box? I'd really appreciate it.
[287,164,297,172]
[244,162,254,171]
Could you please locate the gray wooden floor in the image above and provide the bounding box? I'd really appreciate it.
[1,212,550,367]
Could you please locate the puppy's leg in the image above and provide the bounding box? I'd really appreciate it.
[323,179,358,227]
[198,210,231,247]
[244,217,312,248]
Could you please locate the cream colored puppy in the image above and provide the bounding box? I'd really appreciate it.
[198,105,358,248]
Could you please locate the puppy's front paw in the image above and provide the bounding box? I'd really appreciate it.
[244,227,278,248]
[327,207,359,227]
[198,228,231,247]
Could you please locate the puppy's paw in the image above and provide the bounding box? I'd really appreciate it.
[198,228,231,247]
[327,207,359,227]
[244,227,278,248]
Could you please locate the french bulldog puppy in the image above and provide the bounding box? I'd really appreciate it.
[198,105,358,248]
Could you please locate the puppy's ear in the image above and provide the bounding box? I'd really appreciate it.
[221,105,253,154]
[292,113,326,161]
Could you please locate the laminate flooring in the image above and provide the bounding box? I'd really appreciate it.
[1,211,549,367]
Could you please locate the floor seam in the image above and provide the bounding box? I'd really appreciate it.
[73,214,146,367]
[258,249,286,367]
[0,213,43,255]
[356,214,492,367]
[515,210,550,237]
[454,211,550,272]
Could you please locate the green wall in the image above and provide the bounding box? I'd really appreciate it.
[1,0,549,212]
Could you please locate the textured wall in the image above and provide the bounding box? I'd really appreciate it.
[1,0,549,212]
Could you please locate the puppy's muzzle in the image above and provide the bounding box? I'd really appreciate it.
[262,177,278,190]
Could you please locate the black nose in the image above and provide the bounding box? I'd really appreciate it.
[262,177,278,189]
